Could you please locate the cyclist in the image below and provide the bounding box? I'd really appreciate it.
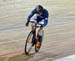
[26,5,49,47]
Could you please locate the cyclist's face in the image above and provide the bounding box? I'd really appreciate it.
[36,7,43,16]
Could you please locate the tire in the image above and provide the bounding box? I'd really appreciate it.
[25,31,33,55]
[35,30,44,52]
[35,43,41,52]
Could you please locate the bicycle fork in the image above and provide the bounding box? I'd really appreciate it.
[32,30,36,46]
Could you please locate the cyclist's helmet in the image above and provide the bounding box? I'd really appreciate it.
[36,5,44,13]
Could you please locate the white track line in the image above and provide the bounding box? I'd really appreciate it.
[0,40,19,45]
[54,55,75,61]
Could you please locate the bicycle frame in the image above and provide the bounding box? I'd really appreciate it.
[25,21,44,55]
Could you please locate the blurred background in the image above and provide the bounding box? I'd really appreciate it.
[0,0,75,61]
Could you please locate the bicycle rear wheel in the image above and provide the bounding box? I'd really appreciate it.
[25,31,33,55]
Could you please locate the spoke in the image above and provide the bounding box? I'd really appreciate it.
[28,45,33,53]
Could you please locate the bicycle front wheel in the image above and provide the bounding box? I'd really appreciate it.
[25,31,33,55]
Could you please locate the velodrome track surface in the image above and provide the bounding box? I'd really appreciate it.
[0,0,75,61]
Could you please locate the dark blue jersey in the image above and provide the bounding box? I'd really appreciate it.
[27,8,49,23]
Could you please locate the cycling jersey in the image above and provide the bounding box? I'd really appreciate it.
[27,8,49,27]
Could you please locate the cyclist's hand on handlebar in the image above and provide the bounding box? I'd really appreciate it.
[25,22,29,27]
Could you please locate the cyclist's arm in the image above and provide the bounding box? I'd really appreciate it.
[42,9,49,27]
[27,9,36,23]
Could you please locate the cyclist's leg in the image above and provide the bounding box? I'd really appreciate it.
[30,15,38,44]
[30,21,36,44]
[36,19,47,47]
[36,26,43,47]
[38,19,48,41]
[38,18,48,36]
